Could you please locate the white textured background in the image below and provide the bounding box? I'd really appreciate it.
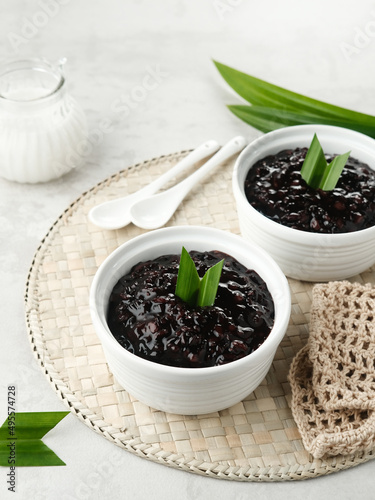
[1,0,375,498]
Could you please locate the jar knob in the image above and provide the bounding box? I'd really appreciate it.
[57,57,67,74]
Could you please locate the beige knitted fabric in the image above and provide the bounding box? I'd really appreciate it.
[289,281,375,459]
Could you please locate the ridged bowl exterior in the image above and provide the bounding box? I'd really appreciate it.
[233,125,375,282]
[90,226,291,415]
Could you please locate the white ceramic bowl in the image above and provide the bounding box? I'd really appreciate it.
[233,124,375,282]
[90,226,291,415]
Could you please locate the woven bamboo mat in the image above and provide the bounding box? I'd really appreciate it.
[24,150,375,481]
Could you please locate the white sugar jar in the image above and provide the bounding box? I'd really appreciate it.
[0,57,88,183]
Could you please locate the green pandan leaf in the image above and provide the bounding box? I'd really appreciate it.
[213,61,375,131]
[320,150,351,190]
[214,61,375,137]
[227,105,286,133]
[301,134,350,191]
[175,248,224,307]
[175,247,200,307]
[300,134,328,189]
[196,259,224,308]
[227,105,375,137]
[0,412,69,466]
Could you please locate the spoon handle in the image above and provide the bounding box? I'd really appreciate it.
[141,139,220,196]
[88,139,219,229]
[172,136,246,199]
[129,136,247,230]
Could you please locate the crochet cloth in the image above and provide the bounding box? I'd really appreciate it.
[289,281,375,459]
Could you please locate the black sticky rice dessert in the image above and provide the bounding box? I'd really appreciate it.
[107,250,274,368]
[244,147,375,234]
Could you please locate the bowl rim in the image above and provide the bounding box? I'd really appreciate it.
[90,225,291,377]
[232,124,375,243]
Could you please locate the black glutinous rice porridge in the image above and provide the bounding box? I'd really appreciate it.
[107,250,274,368]
[244,147,375,233]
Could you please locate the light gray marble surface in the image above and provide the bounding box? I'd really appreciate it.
[1,0,375,498]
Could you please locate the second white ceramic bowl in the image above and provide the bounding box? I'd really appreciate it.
[90,226,291,415]
[233,125,375,282]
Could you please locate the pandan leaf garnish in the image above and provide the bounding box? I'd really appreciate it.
[301,134,350,190]
[175,247,224,307]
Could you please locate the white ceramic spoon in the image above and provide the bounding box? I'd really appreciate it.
[129,136,246,230]
[88,139,220,230]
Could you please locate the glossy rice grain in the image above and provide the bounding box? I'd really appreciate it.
[244,147,375,233]
[107,251,274,368]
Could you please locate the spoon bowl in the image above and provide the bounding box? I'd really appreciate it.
[129,182,187,229]
[88,139,220,230]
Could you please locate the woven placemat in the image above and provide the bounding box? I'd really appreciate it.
[24,150,375,481]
